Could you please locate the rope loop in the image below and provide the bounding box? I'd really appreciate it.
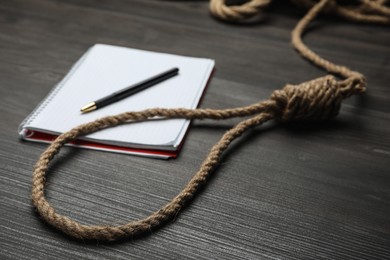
[209,0,271,22]
[31,0,388,241]
[291,0,390,24]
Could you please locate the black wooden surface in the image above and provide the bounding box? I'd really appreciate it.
[1,1,389,259]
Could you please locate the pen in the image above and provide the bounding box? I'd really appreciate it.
[80,67,179,113]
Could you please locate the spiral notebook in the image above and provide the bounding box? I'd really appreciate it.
[19,44,215,159]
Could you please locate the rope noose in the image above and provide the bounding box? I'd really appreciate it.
[32,0,389,241]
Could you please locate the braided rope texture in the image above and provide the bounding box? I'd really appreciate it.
[32,0,389,241]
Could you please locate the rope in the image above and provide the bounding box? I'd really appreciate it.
[209,0,390,23]
[32,0,389,241]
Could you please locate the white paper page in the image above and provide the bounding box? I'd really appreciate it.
[23,44,214,149]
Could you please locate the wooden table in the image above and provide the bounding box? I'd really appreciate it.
[1,1,389,259]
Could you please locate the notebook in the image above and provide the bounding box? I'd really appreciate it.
[19,44,215,159]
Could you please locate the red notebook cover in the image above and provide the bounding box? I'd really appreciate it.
[23,130,179,159]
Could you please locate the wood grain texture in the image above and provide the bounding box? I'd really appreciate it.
[0,0,389,259]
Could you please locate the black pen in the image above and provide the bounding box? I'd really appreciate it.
[80,67,179,113]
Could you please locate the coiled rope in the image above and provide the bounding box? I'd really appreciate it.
[32,0,389,241]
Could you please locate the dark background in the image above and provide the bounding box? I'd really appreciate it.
[1,0,389,259]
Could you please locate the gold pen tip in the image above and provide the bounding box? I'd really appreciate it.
[80,102,97,113]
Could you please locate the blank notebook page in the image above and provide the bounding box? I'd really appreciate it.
[21,44,214,149]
